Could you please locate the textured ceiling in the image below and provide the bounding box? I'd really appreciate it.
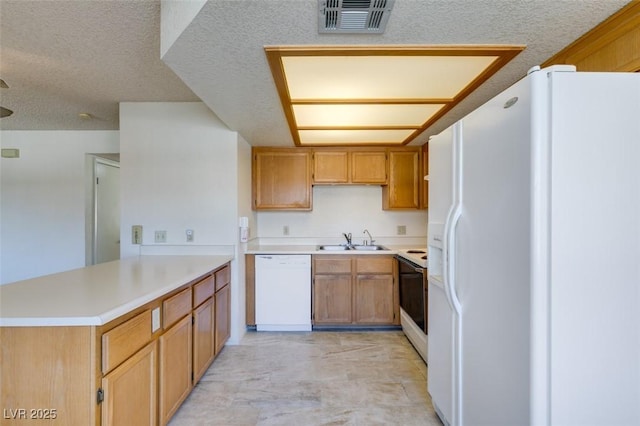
[0,0,632,147]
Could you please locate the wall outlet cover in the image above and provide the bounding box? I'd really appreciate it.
[397,225,407,235]
[132,225,143,244]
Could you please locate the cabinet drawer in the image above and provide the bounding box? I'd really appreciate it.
[193,275,214,308]
[163,287,192,329]
[356,256,393,274]
[102,310,152,374]
[215,265,230,291]
[314,257,352,274]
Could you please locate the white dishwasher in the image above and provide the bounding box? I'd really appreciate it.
[255,254,311,331]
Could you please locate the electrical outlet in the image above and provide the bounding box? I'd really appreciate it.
[151,307,161,333]
[155,230,167,243]
[397,225,407,235]
[186,229,194,242]
[132,225,142,244]
[283,225,289,236]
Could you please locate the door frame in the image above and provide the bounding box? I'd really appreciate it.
[86,155,120,265]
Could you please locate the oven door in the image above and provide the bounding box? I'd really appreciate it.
[397,256,427,334]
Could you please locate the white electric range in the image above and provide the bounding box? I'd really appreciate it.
[396,248,428,268]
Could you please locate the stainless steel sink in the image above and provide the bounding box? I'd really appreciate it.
[317,245,350,251]
[317,244,387,251]
[351,245,387,251]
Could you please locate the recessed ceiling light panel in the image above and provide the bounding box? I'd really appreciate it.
[265,45,525,146]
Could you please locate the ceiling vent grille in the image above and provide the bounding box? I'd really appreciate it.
[319,0,395,34]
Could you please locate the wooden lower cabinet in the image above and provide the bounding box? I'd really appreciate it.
[0,262,231,426]
[215,283,231,355]
[159,315,193,425]
[312,255,398,326]
[314,274,352,323]
[193,298,215,383]
[102,341,158,426]
[354,275,395,324]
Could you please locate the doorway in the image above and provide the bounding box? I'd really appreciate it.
[92,157,120,264]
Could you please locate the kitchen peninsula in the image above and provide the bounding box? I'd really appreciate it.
[0,255,232,425]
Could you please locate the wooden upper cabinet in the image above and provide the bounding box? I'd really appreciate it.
[351,151,387,184]
[541,2,640,72]
[383,149,422,210]
[312,149,386,184]
[421,142,429,209]
[313,151,349,183]
[252,148,312,210]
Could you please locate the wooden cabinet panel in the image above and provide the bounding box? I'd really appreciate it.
[253,148,312,210]
[355,256,393,274]
[313,274,353,324]
[163,287,192,329]
[351,151,387,183]
[214,265,231,291]
[313,254,397,326]
[542,2,640,72]
[102,310,152,374]
[383,149,421,210]
[245,254,256,326]
[159,315,192,425]
[215,284,231,355]
[193,298,215,383]
[314,256,352,274]
[313,149,387,184]
[0,326,95,426]
[313,150,349,183]
[102,341,157,426]
[354,275,395,324]
[421,142,429,209]
[193,275,214,308]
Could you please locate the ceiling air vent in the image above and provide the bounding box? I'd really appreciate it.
[319,0,395,34]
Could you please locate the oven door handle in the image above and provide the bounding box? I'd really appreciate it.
[395,255,426,274]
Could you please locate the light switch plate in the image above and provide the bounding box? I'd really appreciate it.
[155,230,167,243]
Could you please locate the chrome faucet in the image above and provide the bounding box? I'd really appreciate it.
[363,229,375,246]
[343,232,352,246]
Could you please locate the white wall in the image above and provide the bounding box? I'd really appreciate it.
[119,102,250,343]
[119,102,238,257]
[0,131,119,284]
[257,185,427,244]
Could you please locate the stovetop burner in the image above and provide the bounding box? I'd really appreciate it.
[407,250,426,254]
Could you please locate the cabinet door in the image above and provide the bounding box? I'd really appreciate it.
[253,149,312,210]
[351,151,387,183]
[313,274,352,324]
[313,151,349,183]
[215,284,231,355]
[102,341,157,426]
[193,298,215,383]
[383,149,421,209]
[354,275,395,324]
[159,315,192,425]
[421,143,429,209]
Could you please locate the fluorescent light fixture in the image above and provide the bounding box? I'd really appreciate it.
[265,45,524,146]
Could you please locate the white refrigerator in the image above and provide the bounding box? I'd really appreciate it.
[427,65,640,426]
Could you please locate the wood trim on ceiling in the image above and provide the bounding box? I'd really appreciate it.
[265,45,525,147]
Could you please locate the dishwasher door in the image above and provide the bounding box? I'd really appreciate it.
[255,255,311,331]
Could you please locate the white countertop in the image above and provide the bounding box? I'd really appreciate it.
[0,255,233,327]
[245,244,413,254]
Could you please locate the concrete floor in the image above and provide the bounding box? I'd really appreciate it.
[169,330,443,425]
